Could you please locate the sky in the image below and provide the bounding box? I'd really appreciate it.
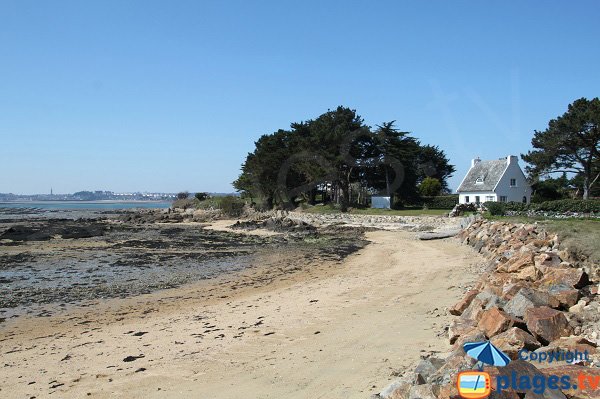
[1,1,599,195]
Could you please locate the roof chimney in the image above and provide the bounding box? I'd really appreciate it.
[471,157,481,168]
[507,155,518,165]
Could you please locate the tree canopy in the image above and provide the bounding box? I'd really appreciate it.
[233,106,455,210]
[522,97,600,199]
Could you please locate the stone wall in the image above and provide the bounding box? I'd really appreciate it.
[375,219,600,399]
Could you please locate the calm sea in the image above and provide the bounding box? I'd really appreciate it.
[0,201,172,210]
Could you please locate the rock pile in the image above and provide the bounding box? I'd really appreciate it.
[375,219,599,399]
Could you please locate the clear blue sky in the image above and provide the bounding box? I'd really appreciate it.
[1,1,599,194]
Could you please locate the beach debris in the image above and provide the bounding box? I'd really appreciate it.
[122,354,145,362]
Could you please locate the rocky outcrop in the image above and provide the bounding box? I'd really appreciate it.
[374,220,600,399]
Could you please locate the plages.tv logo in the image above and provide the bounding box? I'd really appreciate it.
[457,341,511,399]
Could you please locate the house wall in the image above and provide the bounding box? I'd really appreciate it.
[494,158,532,204]
[459,192,496,204]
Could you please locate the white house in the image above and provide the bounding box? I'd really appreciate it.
[456,155,532,204]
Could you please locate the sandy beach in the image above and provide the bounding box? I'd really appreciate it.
[0,220,483,399]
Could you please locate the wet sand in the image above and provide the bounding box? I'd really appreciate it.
[0,225,483,399]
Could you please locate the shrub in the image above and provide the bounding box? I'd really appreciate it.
[176,191,189,200]
[195,192,209,201]
[484,201,506,216]
[531,199,600,213]
[487,199,600,216]
[218,196,245,217]
[421,195,459,209]
[419,177,442,197]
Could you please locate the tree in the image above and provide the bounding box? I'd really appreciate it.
[195,192,209,201]
[419,177,442,197]
[416,145,455,192]
[233,107,456,211]
[522,98,600,199]
[176,191,189,200]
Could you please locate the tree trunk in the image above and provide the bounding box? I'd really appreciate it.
[583,175,590,200]
[338,180,350,212]
[308,188,316,205]
[385,166,391,197]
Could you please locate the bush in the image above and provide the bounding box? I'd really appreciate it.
[419,177,442,197]
[484,201,506,216]
[218,196,245,217]
[421,195,459,209]
[531,199,600,213]
[176,191,189,200]
[195,192,209,201]
[485,199,600,216]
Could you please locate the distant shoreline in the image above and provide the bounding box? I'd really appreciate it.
[0,200,171,203]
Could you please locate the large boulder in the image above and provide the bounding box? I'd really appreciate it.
[449,289,479,316]
[525,307,573,345]
[537,268,589,289]
[546,284,581,308]
[504,288,560,318]
[490,327,541,359]
[533,336,597,365]
[478,307,526,338]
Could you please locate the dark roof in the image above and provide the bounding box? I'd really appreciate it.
[457,159,507,192]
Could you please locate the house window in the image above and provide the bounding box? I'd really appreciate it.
[475,196,480,204]
[510,178,516,187]
[500,196,507,202]
[476,176,484,184]
[485,195,494,202]
[522,196,527,203]
[464,196,470,203]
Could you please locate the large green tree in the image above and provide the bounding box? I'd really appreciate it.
[522,97,600,199]
[234,107,455,211]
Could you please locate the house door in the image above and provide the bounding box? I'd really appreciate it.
[475,196,480,204]
[522,196,527,203]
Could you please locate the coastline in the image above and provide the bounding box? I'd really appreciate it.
[0,219,484,399]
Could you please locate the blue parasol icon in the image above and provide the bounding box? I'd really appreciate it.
[463,341,511,368]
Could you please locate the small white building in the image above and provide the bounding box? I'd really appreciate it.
[456,155,532,204]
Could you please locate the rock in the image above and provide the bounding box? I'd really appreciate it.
[534,252,563,268]
[452,328,487,350]
[475,289,503,310]
[504,288,561,318]
[525,307,573,345]
[491,327,541,359]
[449,289,479,316]
[538,268,589,289]
[547,285,580,308]
[568,300,586,314]
[517,265,543,281]
[538,365,600,398]
[428,350,477,387]
[478,307,525,338]
[533,336,597,365]
[408,384,436,399]
[418,229,461,240]
[448,319,477,345]
[379,376,412,399]
[501,282,527,301]
[500,252,534,273]
[414,357,445,384]
[488,360,567,399]
[460,298,486,322]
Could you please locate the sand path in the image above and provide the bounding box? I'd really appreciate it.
[0,230,482,399]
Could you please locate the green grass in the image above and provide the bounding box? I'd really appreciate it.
[304,206,449,216]
[484,214,600,264]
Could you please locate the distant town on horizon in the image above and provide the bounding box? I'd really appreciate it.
[0,190,237,202]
